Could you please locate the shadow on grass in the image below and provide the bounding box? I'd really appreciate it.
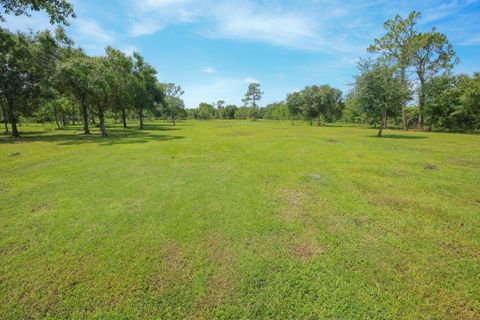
[369,134,428,140]
[0,124,184,146]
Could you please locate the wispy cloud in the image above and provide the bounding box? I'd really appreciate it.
[125,0,362,52]
[202,67,217,73]
[73,19,116,43]
[69,19,116,54]
[245,76,259,84]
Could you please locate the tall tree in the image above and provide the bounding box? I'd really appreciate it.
[105,47,134,128]
[0,28,65,137]
[0,0,75,24]
[410,30,458,129]
[368,11,419,130]
[88,57,112,137]
[0,28,30,137]
[132,52,161,129]
[242,82,263,121]
[353,59,409,137]
[163,83,184,126]
[57,50,94,134]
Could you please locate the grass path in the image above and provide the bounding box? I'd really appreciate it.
[1,120,479,318]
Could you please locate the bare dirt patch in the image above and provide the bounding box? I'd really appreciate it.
[289,236,324,261]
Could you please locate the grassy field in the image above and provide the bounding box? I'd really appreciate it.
[1,120,479,319]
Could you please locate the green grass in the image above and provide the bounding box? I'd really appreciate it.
[1,120,479,319]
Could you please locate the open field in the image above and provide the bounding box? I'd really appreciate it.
[1,120,479,319]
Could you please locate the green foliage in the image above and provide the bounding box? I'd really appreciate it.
[283,86,343,126]
[197,102,216,119]
[224,104,238,119]
[242,82,263,120]
[424,73,480,131]
[263,102,289,120]
[235,106,254,119]
[0,0,75,24]
[162,83,185,125]
[353,59,409,136]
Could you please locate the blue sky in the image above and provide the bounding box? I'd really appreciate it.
[3,0,480,107]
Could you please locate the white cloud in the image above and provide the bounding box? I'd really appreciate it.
[121,45,138,55]
[125,0,361,52]
[202,67,217,73]
[67,19,117,55]
[73,19,116,43]
[245,76,259,84]
[130,19,164,36]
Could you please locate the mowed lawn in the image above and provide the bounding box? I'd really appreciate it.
[1,120,479,319]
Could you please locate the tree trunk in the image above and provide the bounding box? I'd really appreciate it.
[317,116,321,127]
[417,74,425,130]
[99,107,107,137]
[139,110,144,129]
[402,107,408,130]
[122,108,127,128]
[378,112,387,137]
[400,67,408,131]
[7,98,19,138]
[53,106,61,129]
[1,104,8,133]
[91,115,96,124]
[427,121,433,132]
[62,114,67,128]
[172,115,176,126]
[81,101,90,134]
[383,114,388,129]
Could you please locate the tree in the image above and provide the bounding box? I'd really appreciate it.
[445,73,480,131]
[0,28,66,137]
[313,85,342,126]
[286,92,303,125]
[353,59,409,137]
[132,52,162,129]
[0,29,34,137]
[301,86,319,126]
[197,102,215,119]
[242,82,263,120]
[105,47,134,128]
[0,0,75,24]
[368,11,420,130]
[163,83,184,126]
[424,74,456,131]
[224,104,237,119]
[88,57,112,137]
[166,96,185,125]
[411,29,458,130]
[263,102,288,120]
[216,100,225,119]
[57,50,94,134]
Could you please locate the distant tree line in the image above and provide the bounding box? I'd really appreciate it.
[187,83,345,124]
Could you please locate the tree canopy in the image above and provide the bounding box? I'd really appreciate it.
[0,0,75,24]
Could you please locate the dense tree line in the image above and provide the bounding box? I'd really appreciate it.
[0,27,187,137]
